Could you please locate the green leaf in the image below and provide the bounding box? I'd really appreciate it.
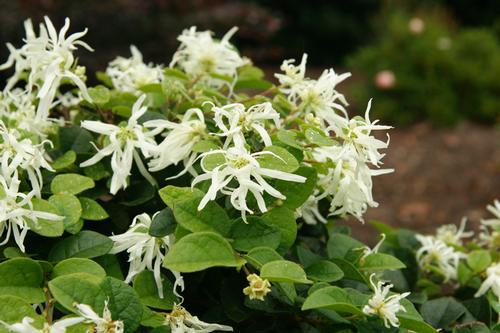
[274,166,317,209]
[260,260,312,284]
[258,146,300,173]
[88,85,111,104]
[230,217,281,252]
[421,297,467,329]
[49,194,83,234]
[96,71,113,87]
[141,306,166,328]
[79,197,109,221]
[276,129,302,149]
[3,247,27,259]
[158,186,204,208]
[0,296,44,333]
[458,261,474,285]
[275,282,297,305]
[302,286,367,316]
[327,233,364,259]
[467,250,491,273]
[305,128,336,146]
[139,83,162,93]
[173,193,232,236]
[100,277,144,333]
[0,258,45,303]
[243,247,283,269]
[48,230,113,262]
[163,232,243,273]
[360,253,406,271]
[29,198,64,237]
[51,174,95,195]
[52,150,77,170]
[133,270,178,310]
[234,79,273,90]
[305,260,344,282]
[261,207,297,253]
[52,258,106,279]
[330,258,367,283]
[59,126,94,154]
[94,255,124,280]
[192,140,220,153]
[83,162,110,181]
[201,152,226,171]
[397,314,438,333]
[149,207,176,237]
[164,68,188,81]
[238,65,265,80]
[49,274,143,333]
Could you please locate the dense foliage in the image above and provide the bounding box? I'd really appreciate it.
[347,10,500,126]
[0,16,499,333]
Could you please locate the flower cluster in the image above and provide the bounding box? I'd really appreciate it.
[415,234,465,282]
[170,26,246,88]
[109,212,182,299]
[106,45,163,95]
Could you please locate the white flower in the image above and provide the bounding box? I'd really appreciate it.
[275,53,308,93]
[295,193,327,225]
[212,102,281,149]
[0,316,84,333]
[415,235,465,281]
[474,262,500,302]
[0,89,57,140]
[0,121,54,196]
[74,300,124,333]
[106,45,163,94]
[313,146,393,221]
[170,26,246,88]
[363,274,410,328]
[333,100,392,166]
[165,304,233,333]
[360,233,386,261]
[275,54,351,129]
[482,200,500,228]
[478,200,500,249]
[193,146,306,221]
[0,19,39,91]
[436,217,473,246]
[0,17,93,120]
[0,170,62,252]
[80,95,158,194]
[109,212,183,299]
[144,108,206,173]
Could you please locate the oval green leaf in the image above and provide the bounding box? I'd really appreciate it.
[51,174,95,195]
[48,230,113,262]
[163,232,242,273]
[260,260,312,284]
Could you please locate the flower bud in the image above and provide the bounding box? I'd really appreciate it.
[243,274,271,301]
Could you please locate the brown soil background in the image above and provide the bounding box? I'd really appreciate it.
[345,122,500,244]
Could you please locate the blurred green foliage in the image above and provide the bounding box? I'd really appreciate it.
[347,10,500,126]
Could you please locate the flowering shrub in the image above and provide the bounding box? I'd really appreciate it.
[347,10,500,126]
[0,16,498,333]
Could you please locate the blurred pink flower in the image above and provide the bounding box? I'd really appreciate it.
[408,18,425,35]
[375,70,396,90]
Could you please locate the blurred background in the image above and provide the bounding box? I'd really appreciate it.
[0,0,499,237]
